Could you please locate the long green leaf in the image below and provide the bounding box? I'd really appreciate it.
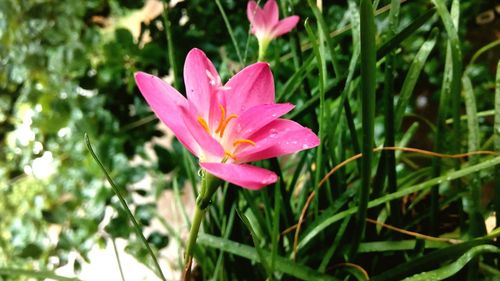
[236,208,273,278]
[353,0,376,256]
[402,245,500,281]
[462,74,484,237]
[84,134,167,281]
[394,28,438,129]
[214,0,243,65]
[371,239,494,281]
[197,234,340,281]
[495,60,500,233]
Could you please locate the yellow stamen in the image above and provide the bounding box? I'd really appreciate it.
[224,151,237,160]
[197,117,210,134]
[219,114,237,138]
[233,139,256,148]
[215,104,226,133]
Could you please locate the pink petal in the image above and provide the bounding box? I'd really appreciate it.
[183,48,220,119]
[229,103,294,140]
[179,104,225,161]
[224,63,275,115]
[247,1,266,32]
[271,16,300,38]
[236,119,319,162]
[262,0,279,27]
[134,72,199,156]
[200,162,277,190]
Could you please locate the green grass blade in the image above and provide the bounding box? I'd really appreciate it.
[462,74,484,237]
[298,156,500,250]
[358,240,447,253]
[271,180,281,273]
[84,133,167,281]
[307,0,340,77]
[0,268,81,281]
[469,39,500,65]
[277,55,315,102]
[431,0,463,157]
[353,0,377,257]
[111,238,127,281]
[402,245,500,281]
[304,18,328,209]
[197,234,340,281]
[318,216,351,272]
[371,239,495,281]
[377,8,436,59]
[394,28,438,129]
[214,0,243,65]
[495,60,500,233]
[236,208,273,278]
[161,1,180,90]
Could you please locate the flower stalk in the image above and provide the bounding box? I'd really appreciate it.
[182,171,220,281]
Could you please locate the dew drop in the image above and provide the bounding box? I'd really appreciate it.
[269,128,278,138]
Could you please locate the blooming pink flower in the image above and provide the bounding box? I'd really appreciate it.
[247,0,300,43]
[134,48,319,189]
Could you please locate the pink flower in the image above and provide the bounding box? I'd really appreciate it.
[247,0,300,44]
[134,48,319,190]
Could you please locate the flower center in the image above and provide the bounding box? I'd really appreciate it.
[196,104,256,161]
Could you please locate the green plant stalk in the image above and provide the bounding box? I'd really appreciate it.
[401,245,500,281]
[352,0,376,257]
[462,74,485,238]
[430,0,460,235]
[495,60,500,239]
[111,238,126,281]
[84,134,167,281]
[470,39,500,65]
[384,54,399,223]
[161,1,180,90]
[183,204,205,275]
[304,19,326,214]
[372,0,399,202]
[182,171,219,280]
[257,38,271,62]
[432,0,463,162]
[214,0,243,65]
[307,0,340,78]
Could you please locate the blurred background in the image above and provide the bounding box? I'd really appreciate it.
[1,0,499,280]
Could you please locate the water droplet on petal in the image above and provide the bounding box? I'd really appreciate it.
[302,144,309,149]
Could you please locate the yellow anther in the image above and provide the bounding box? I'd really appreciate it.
[219,114,237,138]
[233,139,256,148]
[214,104,238,138]
[197,117,210,134]
[215,104,226,133]
[224,151,237,160]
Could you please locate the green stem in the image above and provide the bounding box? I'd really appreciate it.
[182,171,220,280]
[183,204,206,270]
[161,1,180,90]
[258,38,270,62]
[84,134,167,281]
[352,0,376,257]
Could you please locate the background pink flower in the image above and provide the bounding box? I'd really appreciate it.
[247,0,300,41]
